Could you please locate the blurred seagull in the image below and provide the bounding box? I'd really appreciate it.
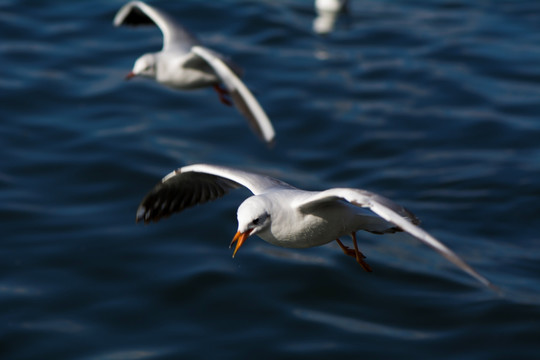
[313,0,349,35]
[136,164,496,290]
[114,1,275,145]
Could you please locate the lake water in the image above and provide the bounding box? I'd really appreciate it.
[2,0,540,359]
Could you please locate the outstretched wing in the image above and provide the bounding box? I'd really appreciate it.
[114,1,198,52]
[191,46,276,145]
[295,188,495,290]
[136,164,295,223]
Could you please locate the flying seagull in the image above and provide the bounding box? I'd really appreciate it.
[136,163,496,290]
[114,1,275,144]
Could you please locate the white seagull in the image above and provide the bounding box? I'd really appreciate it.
[136,164,495,290]
[313,0,349,35]
[114,1,275,145]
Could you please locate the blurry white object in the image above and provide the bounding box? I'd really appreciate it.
[313,0,349,35]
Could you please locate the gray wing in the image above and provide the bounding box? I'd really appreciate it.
[114,1,198,52]
[295,188,496,290]
[191,46,276,145]
[136,164,295,223]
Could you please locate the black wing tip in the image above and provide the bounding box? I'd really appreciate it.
[264,136,276,148]
[135,205,171,224]
[135,205,150,224]
[115,2,155,27]
[135,169,238,225]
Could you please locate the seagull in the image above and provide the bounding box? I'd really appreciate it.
[313,0,349,35]
[136,164,495,290]
[114,1,275,145]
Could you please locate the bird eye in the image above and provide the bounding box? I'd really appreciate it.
[252,213,269,226]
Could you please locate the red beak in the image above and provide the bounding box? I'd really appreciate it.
[125,71,135,80]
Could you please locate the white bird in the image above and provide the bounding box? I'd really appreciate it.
[136,164,495,290]
[313,0,349,35]
[114,1,275,145]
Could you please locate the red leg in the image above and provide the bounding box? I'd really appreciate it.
[335,236,372,272]
[336,238,356,257]
[213,84,233,106]
[351,232,372,272]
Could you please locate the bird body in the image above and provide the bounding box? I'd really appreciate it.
[153,52,218,90]
[237,190,395,249]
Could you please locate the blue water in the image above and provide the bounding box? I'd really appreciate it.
[2,0,540,358]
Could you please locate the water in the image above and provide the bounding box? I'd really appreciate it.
[2,0,540,359]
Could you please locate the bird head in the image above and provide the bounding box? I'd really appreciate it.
[126,53,157,80]
[230,197,271,258]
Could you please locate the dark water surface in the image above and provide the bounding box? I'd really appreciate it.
[2,0,540,359]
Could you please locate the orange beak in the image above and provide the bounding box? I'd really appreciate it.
[125,71,135,80]
[230,229,252,258]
